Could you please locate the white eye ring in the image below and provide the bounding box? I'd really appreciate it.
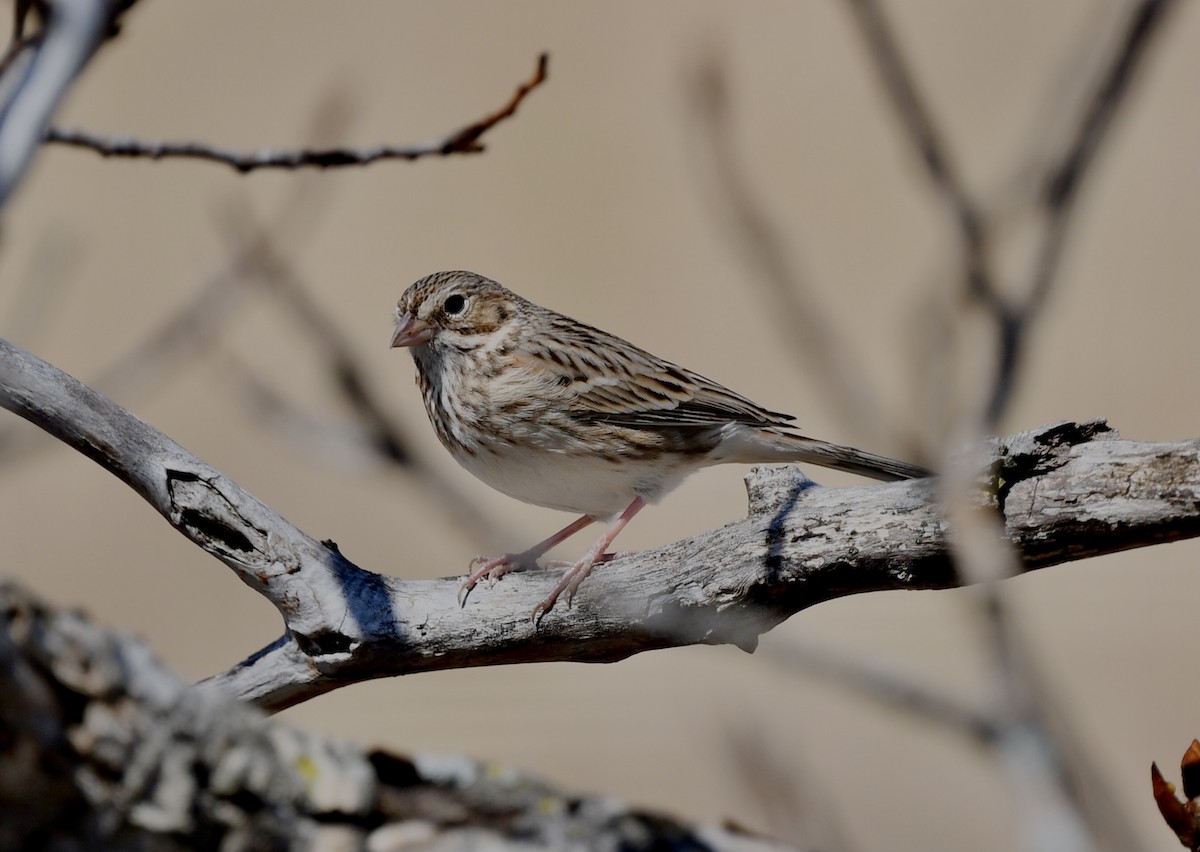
[443,293,468,315]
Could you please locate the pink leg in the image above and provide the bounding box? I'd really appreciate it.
[459,514,594,606]
[532,496,646,623]
[541,551,633,569]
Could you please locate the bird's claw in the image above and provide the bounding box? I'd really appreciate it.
[529,557,601,623]
[467,549,632,618]
[460,552,536,607]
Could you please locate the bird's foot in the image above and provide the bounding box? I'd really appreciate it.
[531,551,634,624]
[459,552,537,606]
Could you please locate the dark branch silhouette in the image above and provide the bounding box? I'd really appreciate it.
[43,53,549,173]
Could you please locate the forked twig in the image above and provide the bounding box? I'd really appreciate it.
[839,3,1178,848]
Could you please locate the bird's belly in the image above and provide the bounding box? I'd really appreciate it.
[453,443,690,519]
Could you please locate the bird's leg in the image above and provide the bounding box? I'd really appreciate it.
[533,496,646,622]
[459,514,595,606]
[541,551,633,569]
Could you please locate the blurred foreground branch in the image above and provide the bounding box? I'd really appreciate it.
[843,6,1180,847]
[0,580,788,852]
[0,0,117,204]
[1,336,1197,712]
[847,0,1178,427]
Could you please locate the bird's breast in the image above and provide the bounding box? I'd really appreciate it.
[411,347,704,516]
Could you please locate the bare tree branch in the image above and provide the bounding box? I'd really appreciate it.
[0,133,506,549]
[843,7,1181,847]
[983,0,1178,427]
[844,0,997,311]
[0,4,1183,849]
[0,0,109,204]
[849,0,1177,428]
[43,52,550,173]
[1,336,1195,712]
[1027,0,1178,316]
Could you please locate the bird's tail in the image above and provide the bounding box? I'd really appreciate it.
[736,429,929,481]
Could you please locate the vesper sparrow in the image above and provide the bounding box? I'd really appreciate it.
[390,271,927,619]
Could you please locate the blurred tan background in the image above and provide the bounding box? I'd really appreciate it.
[2,2,1198,849]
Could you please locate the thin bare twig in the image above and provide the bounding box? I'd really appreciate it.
[221,351,386,467]
[43,53,549,173]
[985,0,1178,425]
[848,0,1176,427]
[845,0,998,312]
[219,210,414,466]
[1027,0,1177,316]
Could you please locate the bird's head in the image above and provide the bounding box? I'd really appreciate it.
[391,271,520,353]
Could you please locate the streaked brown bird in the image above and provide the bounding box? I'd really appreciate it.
[390,271,926,620]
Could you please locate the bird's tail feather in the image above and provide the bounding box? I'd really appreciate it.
[743,430,929,481]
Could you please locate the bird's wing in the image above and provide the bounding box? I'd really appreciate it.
[525,317,796,430]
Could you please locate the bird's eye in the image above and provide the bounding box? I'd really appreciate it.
[443,294,467,315]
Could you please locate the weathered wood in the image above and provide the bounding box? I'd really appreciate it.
[3,338,1198,713]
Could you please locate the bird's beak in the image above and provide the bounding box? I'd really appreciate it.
[390,313,435,348]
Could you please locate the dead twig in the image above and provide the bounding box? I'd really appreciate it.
[43,53,549,173]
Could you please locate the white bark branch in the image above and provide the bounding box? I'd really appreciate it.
[0,0,110,205]
[2,337,1198,713]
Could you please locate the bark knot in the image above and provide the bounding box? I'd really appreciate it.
[166,469,265,559]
